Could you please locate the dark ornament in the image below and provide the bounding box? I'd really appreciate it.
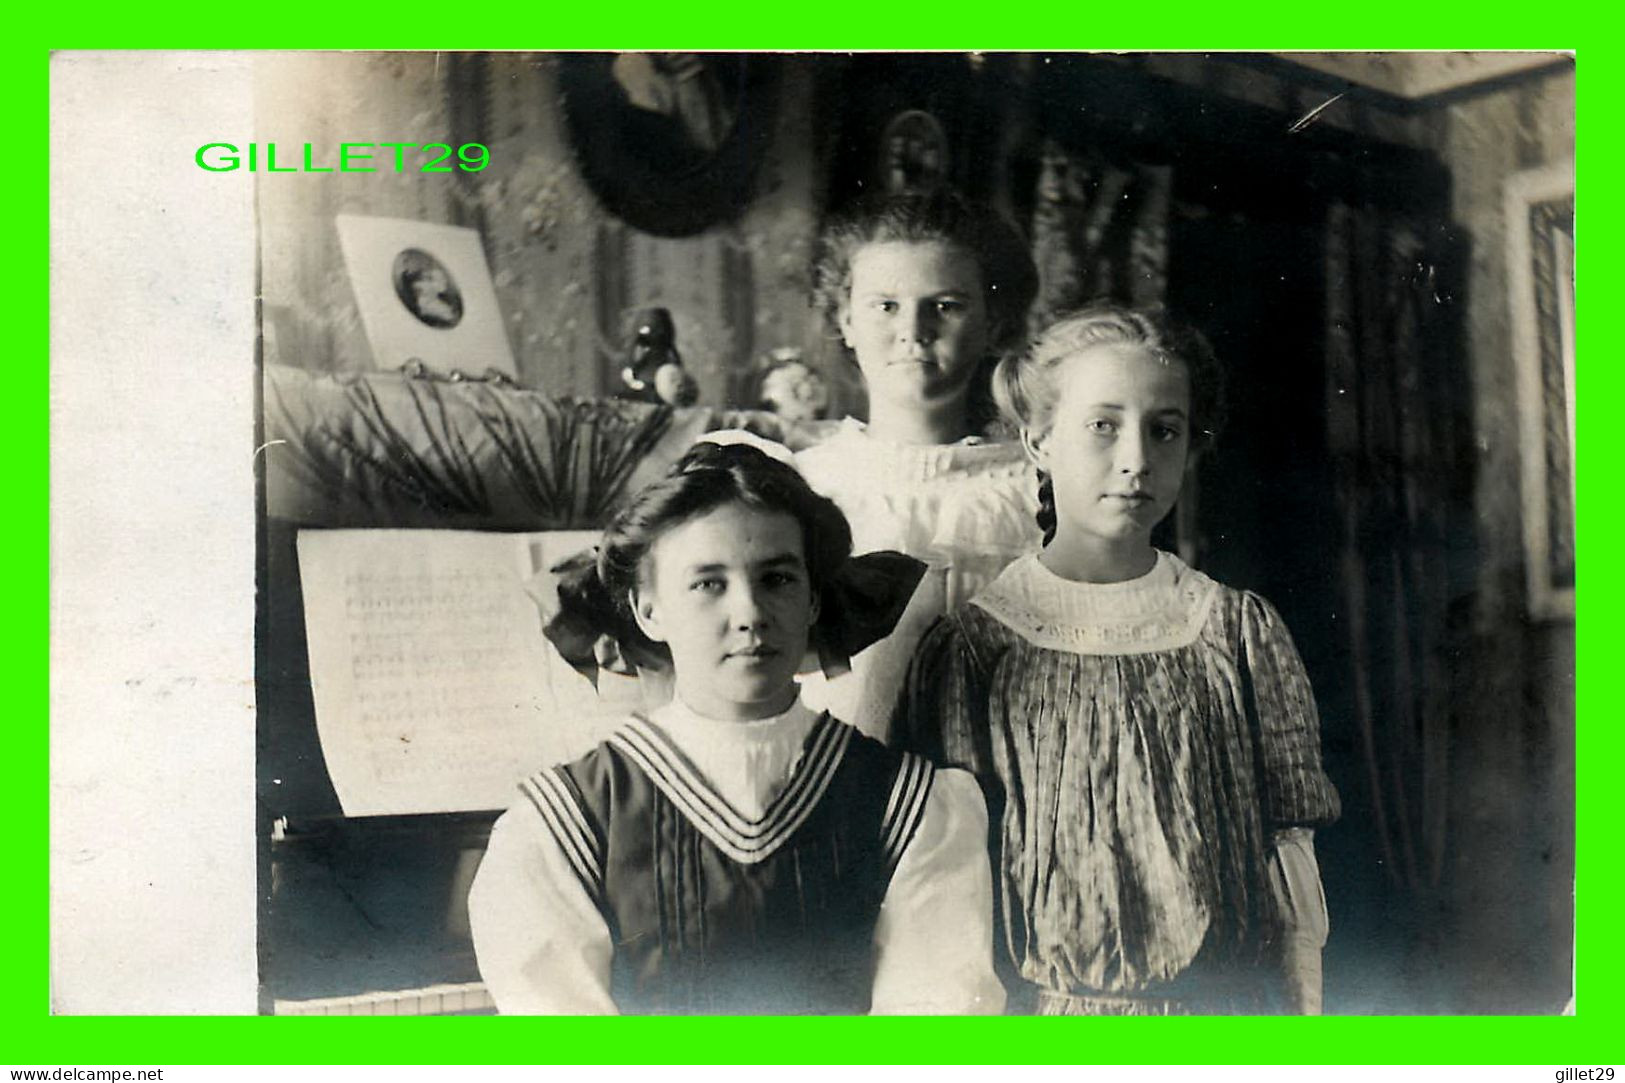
[615,307,698,407]
[878,109,950,196]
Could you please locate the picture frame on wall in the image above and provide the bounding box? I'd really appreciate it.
[43,43,1594,1067]
[556,53,780,238]
[336,214,518,380]
[1506,160,1576,621]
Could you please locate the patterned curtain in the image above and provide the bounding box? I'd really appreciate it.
[1323,202,1469,895]
[1026,139,1185,553]
[1028,139,1173,323]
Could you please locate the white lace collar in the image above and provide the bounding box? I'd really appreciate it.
[805,418,1030,483]
[970,550,1220,655]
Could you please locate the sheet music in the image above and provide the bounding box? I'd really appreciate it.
[297,529,630,816]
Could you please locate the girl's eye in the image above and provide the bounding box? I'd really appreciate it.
[761,570,800,590]
[873,300,898,314]
[935,299,965,316]
[1087,419,1116,435]
[691,578,725,594]
[1153,424,1184,443]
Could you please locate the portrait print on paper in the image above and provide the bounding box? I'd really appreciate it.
[335,214,517,379]
[391,247,465,330]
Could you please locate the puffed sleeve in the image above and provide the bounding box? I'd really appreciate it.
[467,804,618,1015]
[1240,593,1341,829]
[892,612,993,777]
[870,768,1005,1014]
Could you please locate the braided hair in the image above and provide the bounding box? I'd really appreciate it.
[992,303,1227,546]
[1034,472,1059,547]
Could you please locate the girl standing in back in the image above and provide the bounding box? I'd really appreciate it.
[796,192,1043,737]
[899,304,1340,1014]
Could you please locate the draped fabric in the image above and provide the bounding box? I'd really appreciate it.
[1029,139,1173,326]
[262,363,837,530]
[1323,203,1468,894]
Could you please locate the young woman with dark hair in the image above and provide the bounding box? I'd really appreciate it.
[469,440,1003,1015]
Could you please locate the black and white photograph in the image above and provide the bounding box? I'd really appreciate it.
[334,213,518,378]
[49,50,1577,1023]
[392,247,464,328]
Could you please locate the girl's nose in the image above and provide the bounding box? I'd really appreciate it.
[729,585,768,630]
[1117,430,1150,475]
[904,304,939,344]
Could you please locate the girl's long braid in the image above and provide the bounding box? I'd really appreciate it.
[1036,469,1057,547]
[995,305,1226,556]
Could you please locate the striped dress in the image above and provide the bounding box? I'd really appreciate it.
[897,550,1341,1015]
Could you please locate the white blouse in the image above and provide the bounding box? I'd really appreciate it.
[795,420,1043,740]
[468,696,1005,1015]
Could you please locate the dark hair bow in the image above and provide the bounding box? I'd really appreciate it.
[533,547,927,688]
[530,548,668,688]
[811,551,927,678]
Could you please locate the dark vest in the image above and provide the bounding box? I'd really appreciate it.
[519,714,936,1015]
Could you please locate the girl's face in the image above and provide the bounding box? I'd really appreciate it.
[1027,343,1192,553]
[632,502,818,721]
[838,240,990,416]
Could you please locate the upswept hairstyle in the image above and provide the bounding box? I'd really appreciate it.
[992,303,1227,544]
[597,441,854,621]
[811,191,1039,356]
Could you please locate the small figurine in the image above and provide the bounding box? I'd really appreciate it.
[617,307,698,407]
[754,348,830,422]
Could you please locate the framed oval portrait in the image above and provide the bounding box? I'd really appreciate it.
[557,53,780,238]
[391,247,465,329]
[879,109,951,196]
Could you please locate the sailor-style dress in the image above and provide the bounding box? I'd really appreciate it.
[468,697,1003,1014]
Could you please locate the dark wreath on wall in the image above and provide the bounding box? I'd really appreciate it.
[557,53,780,238]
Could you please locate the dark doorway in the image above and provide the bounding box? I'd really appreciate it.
[1166,207,1414,1012]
